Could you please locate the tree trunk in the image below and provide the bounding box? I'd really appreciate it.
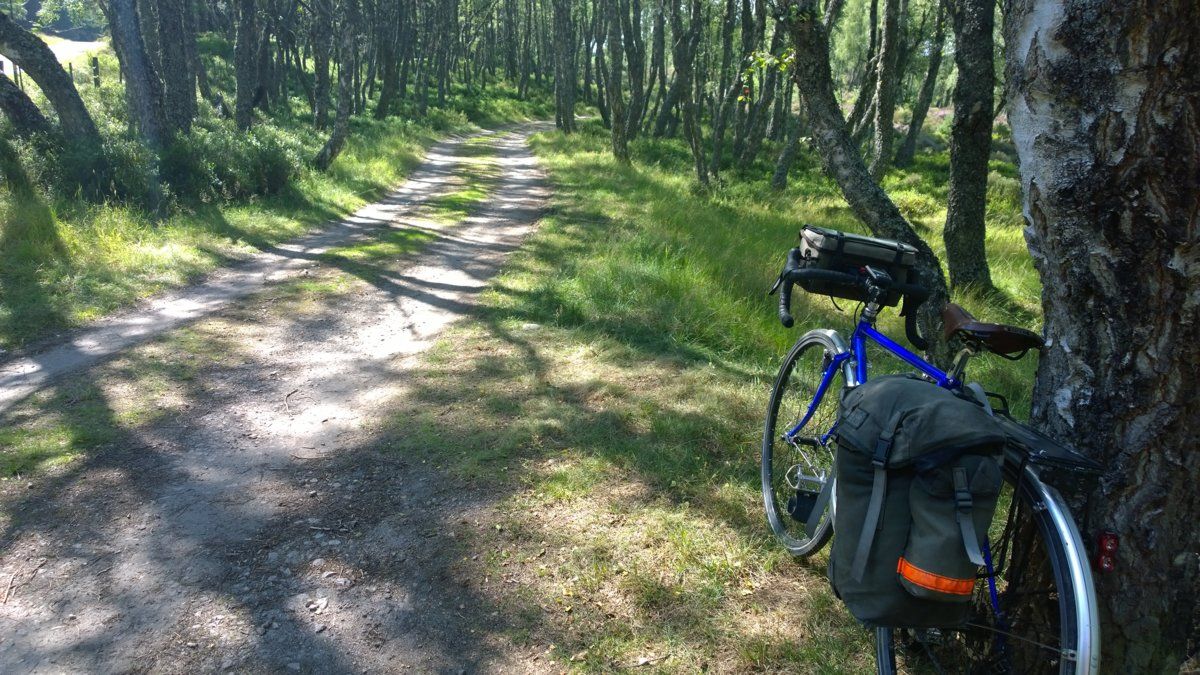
[0,70,50,138]
[105,0,167,147]
[894,0,944,167]
[158,0,196,134]
[844,0,878,135]
[642,0,664,135]
[1004,0,1200,670]
[594,37,611,127]
[708,0,742,178]
[552,0,576,132]
[315,0,356,170]
[868,0,900,178]
[0,11,100,146]
[737,20,785,168]
[781,0,950,359]
[653,0,698,137]
[771,116,803,190]
[605,0,629,162]
[823,0,845,30]
[943,0,994,291]
[312,0,332,128]
[619,0,646,139]
[374,0,400,119]
[234,0,258,129]
[675,0,706,184]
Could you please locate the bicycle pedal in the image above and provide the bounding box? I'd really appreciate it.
[787,488,820,523]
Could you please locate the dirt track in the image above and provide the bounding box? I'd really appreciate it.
[0,124,553,673]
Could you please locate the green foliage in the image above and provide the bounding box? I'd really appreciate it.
[36,0,106,33]
[161,123,305,202]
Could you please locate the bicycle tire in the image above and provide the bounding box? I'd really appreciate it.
[874,462,1100,674]
[762,329,846,558]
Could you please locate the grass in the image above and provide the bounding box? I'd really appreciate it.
[357,118,1046,671]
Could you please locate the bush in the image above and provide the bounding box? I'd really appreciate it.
[161,122,303,202]
[423,107,471,132]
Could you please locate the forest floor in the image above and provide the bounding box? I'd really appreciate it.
[0,123,558,673]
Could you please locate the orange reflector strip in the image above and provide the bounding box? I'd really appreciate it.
[897,557,975,596]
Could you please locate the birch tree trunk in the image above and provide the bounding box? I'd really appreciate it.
[1004,0,1200,669]
[867,0,899,178]
[943,0,994,291]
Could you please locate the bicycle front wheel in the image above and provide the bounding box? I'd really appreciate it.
[875,464,1099,674]
[762,329,846,558]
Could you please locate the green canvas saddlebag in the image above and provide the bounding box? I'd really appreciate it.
[829,375,1006,628]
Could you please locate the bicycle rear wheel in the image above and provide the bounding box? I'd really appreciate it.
[875,464,1099,674]
[762,329,846,558]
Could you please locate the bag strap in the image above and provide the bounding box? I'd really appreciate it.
[954,466,986,566]
[805,473,835,540]
[850,409,905,582]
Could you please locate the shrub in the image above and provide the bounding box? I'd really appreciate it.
[161,122,303,202]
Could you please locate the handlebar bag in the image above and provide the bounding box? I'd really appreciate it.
[798,225,918,306]
[829,375,1006,628]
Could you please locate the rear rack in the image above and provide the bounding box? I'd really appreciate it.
[993,412,1103,475]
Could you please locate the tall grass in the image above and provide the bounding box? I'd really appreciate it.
[518,120,1041,413]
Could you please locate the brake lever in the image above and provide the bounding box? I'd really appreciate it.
[768,273,783,296]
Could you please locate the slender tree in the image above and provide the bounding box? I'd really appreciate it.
[312,0,332,128]
[315,0,357,170]
[894,0,944,167]
[942,0,994,290]
[234,0,258,129]
[867,0,900,178]
[605,0,629,162]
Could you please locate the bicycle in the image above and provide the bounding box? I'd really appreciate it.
[762,243,1102,673]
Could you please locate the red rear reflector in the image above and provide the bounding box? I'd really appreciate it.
[1097,531,1119,573]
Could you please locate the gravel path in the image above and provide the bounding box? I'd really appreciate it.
[0,123,553,673]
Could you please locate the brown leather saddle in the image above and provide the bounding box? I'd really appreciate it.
[942,303,1044,356]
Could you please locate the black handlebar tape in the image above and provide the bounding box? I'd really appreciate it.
[776,248,806,328]
[900,290,930,351]
[778,279,795,328]
[787,267,863,288]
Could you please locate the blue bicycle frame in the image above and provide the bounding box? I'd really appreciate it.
[783,316,958,444]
